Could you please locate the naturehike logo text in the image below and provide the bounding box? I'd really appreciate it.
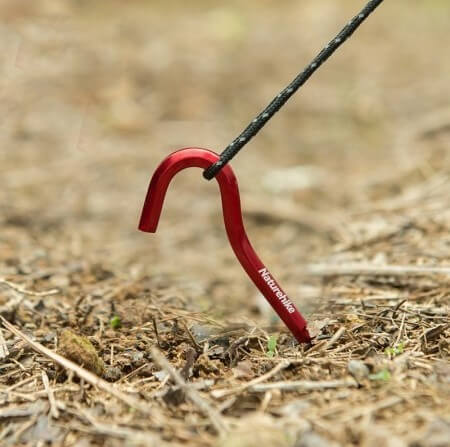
[258,268,295,314]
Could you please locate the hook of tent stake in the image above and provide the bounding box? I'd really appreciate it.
[139,148,311,344]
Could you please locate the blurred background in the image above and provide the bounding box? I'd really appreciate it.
[1,0,449,320]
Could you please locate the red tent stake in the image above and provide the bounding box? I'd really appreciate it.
[139,147,311,344]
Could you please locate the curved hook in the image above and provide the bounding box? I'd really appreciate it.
[139,148,311,344]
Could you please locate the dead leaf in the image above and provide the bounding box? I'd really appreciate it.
[307,319,330,339]
[232,360,254,379]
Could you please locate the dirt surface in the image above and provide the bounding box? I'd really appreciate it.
[1,1,449,446]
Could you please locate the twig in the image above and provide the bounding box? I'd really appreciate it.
[0,327,9,359]
[66,420,165,445]
[0,405,41,419]
[249,378,358,393]
[12,410,40,444]
[152,316,162,348]
[110,344,114,366]
[0,316,155,417]
[259,390,273,413]
[211,360,290,398]
[0,278,59,296]
[117,364,149,384]
[339,396,403,422]
[182,321,202,352]
[5,374,39,393]
[325,327,346,350]
[150,346,228,436]
[305,264,450,277]
[395,313,407,346]
[73,404,166,445]
[41,371,60,419]
[305,340,328,354]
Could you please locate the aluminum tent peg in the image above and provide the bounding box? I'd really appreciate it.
[139,147,311,344]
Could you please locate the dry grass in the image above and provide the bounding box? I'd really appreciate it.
[0,0,449,446]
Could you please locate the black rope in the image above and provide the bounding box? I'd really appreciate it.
[203,0,385,180]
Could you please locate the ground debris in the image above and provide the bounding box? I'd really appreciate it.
[58,329,105,376]
[0,1,449,446]
[411,418,450,447]
[296,431,339,447]
[348,359,370,381]
[219,414,306,447]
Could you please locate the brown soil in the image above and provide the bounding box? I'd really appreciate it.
[1,1,449,446]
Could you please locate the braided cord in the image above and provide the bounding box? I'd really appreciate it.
[203,0,385,180]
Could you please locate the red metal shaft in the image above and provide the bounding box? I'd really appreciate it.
[139,147,310,343]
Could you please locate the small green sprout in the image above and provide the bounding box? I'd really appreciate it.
[267,334,278,358]
[385,343,404,357]
[369,369,391,382]
[110,315,122,330]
